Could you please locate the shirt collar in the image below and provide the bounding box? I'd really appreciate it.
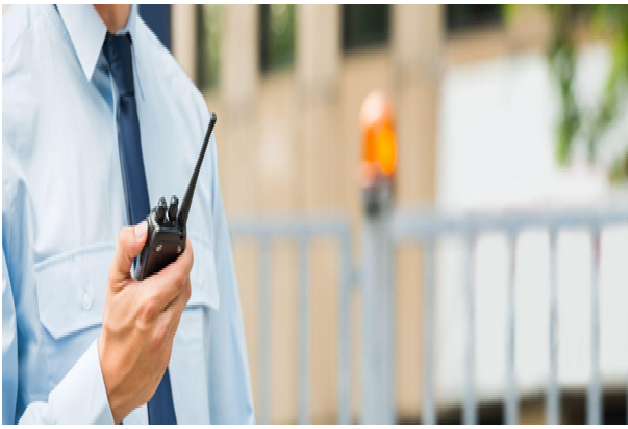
[56,4,138,82]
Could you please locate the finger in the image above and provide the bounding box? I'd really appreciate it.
[152,277,190,350]
[150,278,190,376]
[165,280,189,338]
[141,238,194,311]
[163,277,189,327]
[109,222,148,285]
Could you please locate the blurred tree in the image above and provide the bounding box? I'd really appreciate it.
[259,4,296,72]
[517,5,628,181]
[198,4,223,89]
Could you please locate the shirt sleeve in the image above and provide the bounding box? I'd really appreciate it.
[3,251,114,425]
[206,133,256,424]
[18,340,115,425]
[3,251,19,425]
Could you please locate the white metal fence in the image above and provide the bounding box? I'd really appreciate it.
[391,207,628,425]
[229,206,628,424]
[229,217,354,425]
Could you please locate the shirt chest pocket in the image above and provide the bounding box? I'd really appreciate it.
[34,239,219,390]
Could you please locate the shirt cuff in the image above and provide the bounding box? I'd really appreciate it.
[48,339,115,425]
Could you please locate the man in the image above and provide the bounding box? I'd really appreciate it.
[3,4,254,424]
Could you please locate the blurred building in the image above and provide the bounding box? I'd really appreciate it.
[167,4,628,424]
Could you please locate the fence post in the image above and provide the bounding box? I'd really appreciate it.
[588,228,602,425]
[422,237,436,425]
[358,89,397,424]
[259,237,272,425]
[463,233,477,425]
[386,216,397,425]
[504,232,519,425]
[361,204,394,424]
[547,228,560,425]
[298,237,310,425]
[337,229,353,425]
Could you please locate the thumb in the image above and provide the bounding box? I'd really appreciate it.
[110,221,148,284]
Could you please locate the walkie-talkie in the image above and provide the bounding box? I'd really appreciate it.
[134,113,217,281]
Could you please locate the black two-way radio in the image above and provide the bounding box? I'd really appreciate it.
[134,113,217,281]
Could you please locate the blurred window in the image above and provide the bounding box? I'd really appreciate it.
[342,4,390,52]
[445,5,502,34]
[197,4,223,89]
[259,4,296,73]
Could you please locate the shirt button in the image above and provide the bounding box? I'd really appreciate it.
[82,293,92,310]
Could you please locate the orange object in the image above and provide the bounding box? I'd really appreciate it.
[360,90,397,181]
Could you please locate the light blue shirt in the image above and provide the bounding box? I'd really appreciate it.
[2,4,255,424]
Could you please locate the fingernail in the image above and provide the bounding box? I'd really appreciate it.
[135,221,147,239]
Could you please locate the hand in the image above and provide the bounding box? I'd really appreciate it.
[97,222,193,424]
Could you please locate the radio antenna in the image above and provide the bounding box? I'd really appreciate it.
[178,112,217,228]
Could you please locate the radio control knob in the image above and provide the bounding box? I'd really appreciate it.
[156,196,168,224]
[169,195,179,224]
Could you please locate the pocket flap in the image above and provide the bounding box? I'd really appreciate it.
[35,243,115,340]
[35,237,219,340]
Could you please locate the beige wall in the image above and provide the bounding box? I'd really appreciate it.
[171,4,551,424]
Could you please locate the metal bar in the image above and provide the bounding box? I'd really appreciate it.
[385,214,396,424]
[230,208,628,242]
[361,221,376,424]
[463,234,477,425]
[298,237,310,425]
[378,226,389,424]
[337,233,352,425]
[587,228,602,425]
[230,217,351,237]
[361,215,389,423]
[547,228,560,425]
[422,238,436,425]
[504,232,519,425]
[376,217,388,424]
[259,237,272,425]
[391,207,628,240]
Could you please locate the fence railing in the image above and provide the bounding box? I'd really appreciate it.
[229,207,628,424]
[391,207,628,425]
[229,217,354,425]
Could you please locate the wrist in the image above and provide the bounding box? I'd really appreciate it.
[97,334,123,424]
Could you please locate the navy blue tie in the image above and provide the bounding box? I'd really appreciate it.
[103,33,178,425]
